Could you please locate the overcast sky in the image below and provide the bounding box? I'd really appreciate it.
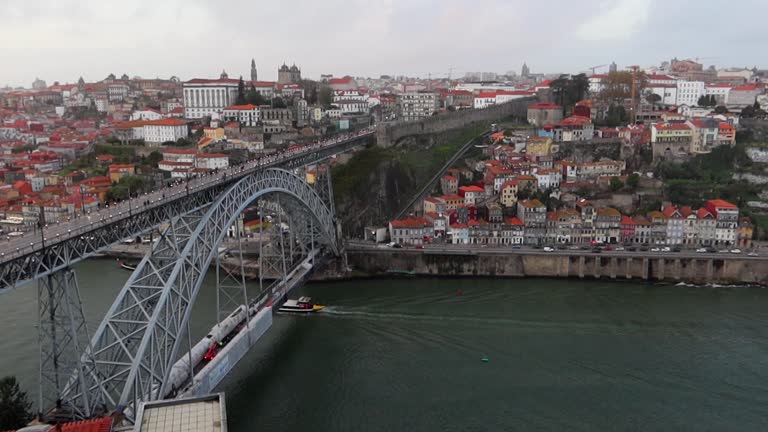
[2,0,767,87]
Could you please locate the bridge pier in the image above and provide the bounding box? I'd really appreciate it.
[625,257,632,279]
[38,268,100,420]
[609,257,617,279]
[578,256,585,279]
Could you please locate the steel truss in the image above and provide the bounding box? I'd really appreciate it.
[216,230,248,323]
[62,168,338,419]
[0,133,370,292]
[38,268,102,421]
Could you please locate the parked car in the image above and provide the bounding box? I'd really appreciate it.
[415,245,424,249]
[696,248,707,253]
[615,246,625,251]
[730,249,742,254]
[718,249,729,253]
[511,245,522,249]
[591,248,602,253]
[661,247,671,252]
[650,248,661,252]
[543,246,554,252]
[748,252,759,257]
[604,245,614,251]
[392,243,403,249]
[569,245,580,250]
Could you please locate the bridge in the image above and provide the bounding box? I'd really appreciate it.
[0,127,374,422]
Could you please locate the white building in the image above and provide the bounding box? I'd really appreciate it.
[183,75,240,119]
[647,74,677,86]
[143,118,189,145]
[251,81,276,98]
[130,108,164,121]
[397,92,438,121]
[194,153,229,170]
[333,100,369,114]
[473,92,497,109]
[676,81,705,107]
[705,84,732,105]
[222,104,260,126]
[648,85,677,105]
[333,90,369,103]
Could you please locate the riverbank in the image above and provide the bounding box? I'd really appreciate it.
[344,249,768,286]
[103,243,768,286]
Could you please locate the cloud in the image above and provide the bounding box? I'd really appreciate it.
[0,0,766,87]
[575,0,652,42]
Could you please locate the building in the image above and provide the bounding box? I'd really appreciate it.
[595,207,621,243]
[527,102,563,126]
[278,63,302,84]
[441,175,458,195]
[143,118,189,145]
[517,199,546,245]
[551,116,594,142]
[389,216,433,245]
[195,153,229,170]
[500,181,519,207]
[675,80,705,106]
[458,185,484,206]
[662,205,684,245]
[182,72,240,119]
[250,58,258,81]
[651,123,693,161]
[222,104,260,127]
[108,163,135,183]
[728,83,763,109]
[705,84,732,105]
[397,92,438,121]
[705,199,739,246]
[687,118,719,154]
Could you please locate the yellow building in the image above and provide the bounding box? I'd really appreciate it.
[500,180,519,207]
[525,137,553,157]
[203,127,225,141]
[108,164,135,183]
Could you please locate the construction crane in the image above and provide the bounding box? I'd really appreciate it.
[588,64,608,74]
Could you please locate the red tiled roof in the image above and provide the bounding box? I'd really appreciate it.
[329,77,353,84]
[706,199,737,209]
[506,217,523,226]
[653,123,691,131]
[391,216,432,228]
[224,104,258,110]
[185,78,240,85]
[529,102,561,110]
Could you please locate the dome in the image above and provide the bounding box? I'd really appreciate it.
[280,63,290,72]
[290,64,299,72]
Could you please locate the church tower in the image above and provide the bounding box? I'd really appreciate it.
[521,62,530,78]
[250,59,258,82]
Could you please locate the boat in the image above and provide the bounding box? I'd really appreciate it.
[277,296,325,313]
[117,260,137,271]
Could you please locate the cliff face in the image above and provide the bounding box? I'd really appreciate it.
[332,123,488,236]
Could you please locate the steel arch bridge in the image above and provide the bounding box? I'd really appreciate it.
[58,168,338,418]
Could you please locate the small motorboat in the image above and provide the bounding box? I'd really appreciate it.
[117,260,137,271]
[278,296,324,314]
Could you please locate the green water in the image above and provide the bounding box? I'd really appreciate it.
[2,260,768,431]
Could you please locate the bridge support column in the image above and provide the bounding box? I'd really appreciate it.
[38,268,100,420]
[216,229,249,323]
[610,258,617,279]
[578,256,585,279]
[625,257,632,279]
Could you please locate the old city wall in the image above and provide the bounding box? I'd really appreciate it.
[346,249,768,286]
[376,97,535,147]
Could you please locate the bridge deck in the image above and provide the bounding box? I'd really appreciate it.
[0,129,373,292]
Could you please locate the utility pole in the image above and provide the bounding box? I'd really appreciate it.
[629,65,640,124]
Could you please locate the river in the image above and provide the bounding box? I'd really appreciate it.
[2,259,768,431]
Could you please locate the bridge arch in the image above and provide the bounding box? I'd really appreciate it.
[64,168,337,418]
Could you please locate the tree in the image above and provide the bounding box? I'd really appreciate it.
[609,176,624,192]
[235,76,246,105]
[626,173,640,190]
[146,151,162,166]
[707,95,718,107]
[697,95,708,107]
[318,86,333,108]
[741,105,756,118]
[0,376,32,430]
[599,71,647,103]
[646,93,661,109]
[715,105,729,114]
[245,85,265,106]
[272,97,287,109]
